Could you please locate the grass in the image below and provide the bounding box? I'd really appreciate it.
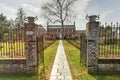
[67,40,80,49]
[99,45,120,59]
[0,74,37,80]
[44,40,55,48]
[0,41,24,53]
[0,40,55,58]
[0,41,25,58]
[63,40,120,80]
[0,41,35,80]
[100,45,120,52]
[44,40,59,80]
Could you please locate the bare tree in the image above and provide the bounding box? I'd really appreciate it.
[41,0,76,39]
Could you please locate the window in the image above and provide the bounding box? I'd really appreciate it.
[58,29,60,32]
[65,29,67,32]
[68,29,69,32]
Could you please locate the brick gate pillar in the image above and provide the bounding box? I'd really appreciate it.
[24,17,38,68]
[86,15,99,73]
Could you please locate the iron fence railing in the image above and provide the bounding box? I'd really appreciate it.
[99,23,120,59]
[80,34,87,65]
[0,27,25,58]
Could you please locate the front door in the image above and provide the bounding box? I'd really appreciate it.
[59,32,62,39]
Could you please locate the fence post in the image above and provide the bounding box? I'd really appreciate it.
[86,15,99,73]
[24,16,38,73]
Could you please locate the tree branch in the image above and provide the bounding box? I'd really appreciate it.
[41,0,76,24]
[63,0,74,21]
[42,4,61,18]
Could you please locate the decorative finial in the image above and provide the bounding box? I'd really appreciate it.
[86,14,89,20]
[86,14,100,22]
[24,16,38,23]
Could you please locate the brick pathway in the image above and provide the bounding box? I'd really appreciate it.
[49,40,72,80]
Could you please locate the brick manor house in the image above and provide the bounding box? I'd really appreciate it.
[47,22,76,39]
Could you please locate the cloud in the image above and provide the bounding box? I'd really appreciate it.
[20,3,48,27]
[0,0,92,29]
[71,0,92,30]
[100,10,113,21]
[21,3,40,13]
[73,0,92,17]
[79,0,92,11]
[0,2,17,14]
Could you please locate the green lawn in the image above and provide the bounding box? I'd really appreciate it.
[0,74,37,80]
[44,40,59,80]
[44,40,55,48]
[63,40,120,80]
[67,40,80,49]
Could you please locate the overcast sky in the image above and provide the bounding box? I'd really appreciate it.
[0,0,120,30]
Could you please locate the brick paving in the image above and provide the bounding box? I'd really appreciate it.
[49,40,72,80]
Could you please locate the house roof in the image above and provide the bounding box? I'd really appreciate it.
[38,25,46,31]
[38,25,47,33]
[76,30,85,33]
[48,25,75,28]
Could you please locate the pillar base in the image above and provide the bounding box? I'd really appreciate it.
[26,67,37,74]
[88,67,97,74]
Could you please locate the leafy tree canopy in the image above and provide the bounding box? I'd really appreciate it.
[0,13,10,41]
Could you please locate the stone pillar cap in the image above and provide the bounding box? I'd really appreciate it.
[25,16,38,23]
[86,14,99,22]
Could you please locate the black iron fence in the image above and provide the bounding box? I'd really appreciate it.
[0,27,25,58]
[80,34,87,65]
[67,40,80,49]
[37,35,46,80]
[99,23,120,59]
